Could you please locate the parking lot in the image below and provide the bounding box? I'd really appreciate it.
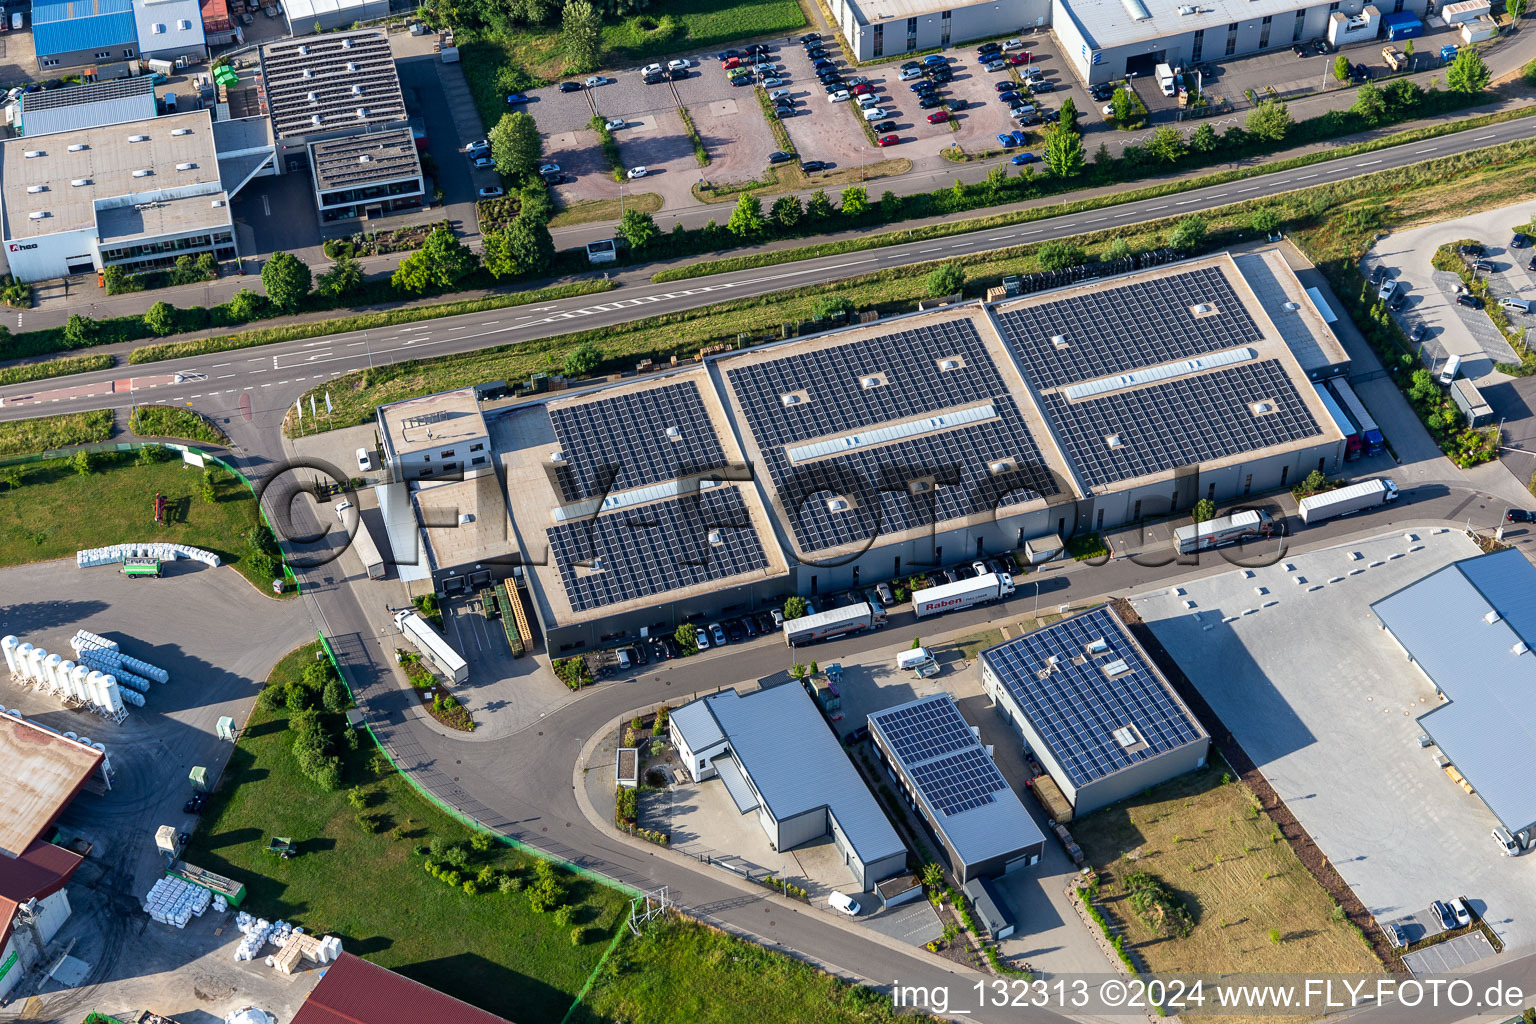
[774,37,880,171]
[1131,528,1536,956]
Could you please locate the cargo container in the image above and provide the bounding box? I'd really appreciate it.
[1312,382,1360,460]
[783,602,886,645]
[394,609,468,683]
[912,572,1015,619]
[1298,478,1399,524]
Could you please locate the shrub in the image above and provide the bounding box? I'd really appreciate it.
[470,832,494,853]
[554,904,575,926]
[570,927,587,946]
[501,874,524,894]
[926,262,964,298]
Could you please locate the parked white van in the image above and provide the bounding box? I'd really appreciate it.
[1438,353,1462,386]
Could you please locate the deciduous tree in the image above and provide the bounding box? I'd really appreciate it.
[561,0,601,74]
[489,111,542,179]
[1446,47,1491,94]
[261,251,311,313]
[1245,98,1292,142]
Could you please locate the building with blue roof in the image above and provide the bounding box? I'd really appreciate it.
[868,693,1044,884]
[668,684,907,890]
[33,0,140,75]
[981,605,1209,816]
[1372,548,1536,844]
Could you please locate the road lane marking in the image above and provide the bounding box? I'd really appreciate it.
[216,374,235,379]
[1356,159,1382,167]
[1474,133,1496,140]
[1298,173,1318,180]
[1237,186,1261,192]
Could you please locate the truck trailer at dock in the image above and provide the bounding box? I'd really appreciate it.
[912,573,1015,619]
[1298,478,1399,524]
[783,602,887,645]
[393,609,468,683]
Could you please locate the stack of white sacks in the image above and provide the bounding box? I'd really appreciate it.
[234,912,274,961]
[76,543,221,568]
[143,876,211,928]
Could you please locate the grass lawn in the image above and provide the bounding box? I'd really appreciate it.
[549,192,664,228]
[188,644,630,1024]
[0,409,112,457]
[585,916,940,1024]
[0,452,275,591]
[1073,761,1381,1016]
[952,628,1003,662]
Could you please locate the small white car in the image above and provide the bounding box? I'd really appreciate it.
[693,626,710,651]
[604,118,627,130]
[539,162,561,175]
[667,58,690,72]
[898,67,922,81]
[641,63,663,76]
[1102,103,1116,117]
[769,88,792,101]
[585,75,608,86]
[356,448,372,472]
[466,137,488,152]
[828,89,850,102]
[857,93,879,107]
[472,155,494,168]
[861,106,887,121]
[334,500,353,522]
[1454,898,1471,928]
[626,166,648,178]
[828,891,859,916]
[1002,37,1022,50]
[478,186,505,199]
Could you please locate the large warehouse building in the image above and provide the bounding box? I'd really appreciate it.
[670,684,908,891]
[868,694,1044,884]
[1372,549,1536,848]
[829,0,1424,83]
[378,252,1347,652]
[980,605,1210,816]
[1,109,237,281]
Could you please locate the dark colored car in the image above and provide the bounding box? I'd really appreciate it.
[800,32,820,43]
[1433,901,1457,931]
[801,160,827,173]
[1370,264,1387,283]
[773,104,793,117]
[1351,62,1369,81]
[1457,293,1483,309]
[1468,258,1496,272]
[911,80,935,93]
[1528,254,1536,271]
[184,792,209,814]
[873,120,896,132]
[1090,82,1115,100]
[1507,509,1534,523]
[1041,108,1060,122]
[631,642,649,666]
[1311,38,1330,55]
[643,73,665,84]
[1459,242,1485,257]
[718,48,743,59]
[1513,233,1530,249]
[995,80,1018,92]
[1029,79,1055,92]
[746,42,770,53]
[1389,291,1406,310]
[559,81,582,92]
[942,568,960,585]
[646,636,670,661]
[1292,43,1307,57]
[901,60,922,70]
[998,90,1021,105]
[768,150,793,164]
[753,611,776,634]
[1409,322,1426,343]
[732,74,753,86]
[734,617,753,640]
[947,98,967,111]
[843,725,871,746]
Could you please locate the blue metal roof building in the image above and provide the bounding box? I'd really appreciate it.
[33,0,139,71]
[981,605,1210,816]
[868,694,1044,885]
[668,684,907,891]
[1372,549,1536,839]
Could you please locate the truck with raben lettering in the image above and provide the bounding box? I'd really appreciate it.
[912,572,1015,619]
[1298,478,1399,525]
[394,609,469,683]
[783,602,887,646]
[1174,509,1278,554]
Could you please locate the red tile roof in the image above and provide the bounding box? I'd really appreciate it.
[0,839,83,950]
[291,953,514,1024]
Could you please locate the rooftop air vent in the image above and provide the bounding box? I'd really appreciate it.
[1189,302,1220,317]
[1486,610,1502,625]
[1249,398,1279,417]
[358,154,372,163]
[457,513,475,526]
[1102,658,1131,678]
[27,211,47,220]
[1177,4,1197,12]
[780,393,802,406]
[909,479,931,493]
[152,22,165,32]
[860,374,886,389]
[351,84,363,96]
[22,150,41,158]
[71,178,90,187]
[128,135,149,142]
[1105,433,1125,448]
[25,184,45,193]
[67,143,87,152]
[1051,334,1069,350]
[1087,637,1110,655]
[665,426,681,440]
[827,497,850,512]
[311,114,322,126]
[301,68,312,79]
[342,36,354,47]
[356,108,369,119]
[549,451,566,464]
[297,44,308,55]
[989,458,1015,475]
[1515,641,1531,655]
[175,162,195,171]
[307,91,317,103]
[1282,300,1299,311]
[170,128,191,136]
[938,357,961,371]
[211,199,226,207]
[132,169,152,177]
[707,530,723,546]
[346,61,358,72]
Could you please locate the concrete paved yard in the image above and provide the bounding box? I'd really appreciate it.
[861,898,944,946]
[609,112,702,208]
[1404,930,1498,975]
[1130,529,1536,953]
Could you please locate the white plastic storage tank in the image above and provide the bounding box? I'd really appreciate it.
[27,647,47,683]
[101,677,124,713]
[66,669,85,702]
[84,670,105,704]
[14,642,33,679]
[43,653,63,690]
[70,664,90,699]
[2,636,18,674]
[92,741,110,772]
[85,672,105,707]
[57,660,75,693]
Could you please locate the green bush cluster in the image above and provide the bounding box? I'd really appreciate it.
[242,521,283,588]
[621,823,670,846]
[615,785,638,826]
[525,860,569,914]
[291,707,342,791]
[763,876,808,900]
[553,655,593,690]
[1079,886,1138,974]
[1124,870,1195,938]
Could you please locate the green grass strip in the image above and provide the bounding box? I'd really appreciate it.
[0,353,114,386]
[128,280,615,364]
[561,921,630,1024]
[653,103,1536,283]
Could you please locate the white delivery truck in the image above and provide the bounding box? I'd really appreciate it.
[1173,509,1278,554]
[1298,478,1399,525]
[912,572,1015,619]
[1156,62,1176,96]
[897,646,940,678]
[347,513,386,580]
[394,609,469,683]
[783,602,886,646]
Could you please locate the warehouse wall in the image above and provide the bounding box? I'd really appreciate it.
[1073,739,1210,816]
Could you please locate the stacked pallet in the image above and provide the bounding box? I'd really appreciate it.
[143,875,211,928]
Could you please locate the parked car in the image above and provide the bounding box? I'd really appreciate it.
[857,93,879,107]
[998,90,1021,105]
[356,447,373,472]
[899,67,923,80]
[731,74,754,86]
[1506,508,1534,523]
[977,41,1000,54]
[1090,82,1115,101]
[910,80,935,93]
[1029,79,1055,92]
[184,791,209,814]
[1513,232,1531,249]
[801,160,827,173]
[1291,43,1307,57]
[799,32,820,43]
[1007,54,1030,65]
[641,62,663,76]
[922,54,946,66]
[471,155,494,168]
[995,80,1019,92]
[1458,293,1483,309]
[725,619,745,643]
[1408,322,1426,343]
[604,117,628,130]
[984,60,1006,72]
[539,162,561,175]
[853,82,876,95]
[828,89,850,102]
[1311,37,1330,55]
[585,75,609,86]
[1458,242,1486,257]
[926,110,950,123]
[693,627,709,651]
[918,95,943,108]
[1528,254,1536,271]
[1501,297,1532,314]
[1010,129,1030,145]
[877,133,900,146]
[862,106,888,120]
[873,120,896,132]
[709,622,727,646]
[1041,109,1060,123]
[718,48,743,59]
[768,150,794,164]
[996,132,1017,148]
[901,60,923,71]
[668,58,690,72]
[762,76,783,87]
[769,87,792,101]
[773,105,794,118]
[1433,900,1456,930]
[477,186,504,199]
[929,68,952,82]
[559,81,582,92]
[1453,898,1471,928]
[626,166,648,178]
[466,137,489,152]
[843,724,870,746]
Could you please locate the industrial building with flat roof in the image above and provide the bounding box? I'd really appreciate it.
[33,0,140,75]
[1372,549,1536,844]
[669,684,907,890]
[981,605,1210,816]
[281,0,393,34]
[310,128,425,224]
[376,387,491,482]
[292,951,514,1024]
[1,109,237,281]
[868,694,1044,884]
[413,472,511,595]
[133,0,208,62]
[15,76,159,137]
[0,712,106,1000]
[829,0,1039,62]
[385,252,1347,652]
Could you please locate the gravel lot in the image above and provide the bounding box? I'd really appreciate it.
[541,128,612,203]
[673,65,783,187]
[608,110,703,208]
[776,37,878,170]
[526,84,596,135]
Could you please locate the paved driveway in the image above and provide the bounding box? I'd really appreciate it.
[1404,931,1498,975]
[861,899,944,946]
[778,36,876,170]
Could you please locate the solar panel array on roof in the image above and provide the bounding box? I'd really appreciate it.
[547,487,768,612]
[262,31,406,139]
[907,747,1007,816]
[725,320,1059,552]
[311,129,419,191]
[984,606,1204,788]
[549,381,728,502]
[994,266,1264,391]
[1043,361,1320,488]
[876,696,978,764]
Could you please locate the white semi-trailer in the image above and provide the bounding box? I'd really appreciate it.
[1298,478,1399,524]
[912,573,1015,619]
[394,609,469,683]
